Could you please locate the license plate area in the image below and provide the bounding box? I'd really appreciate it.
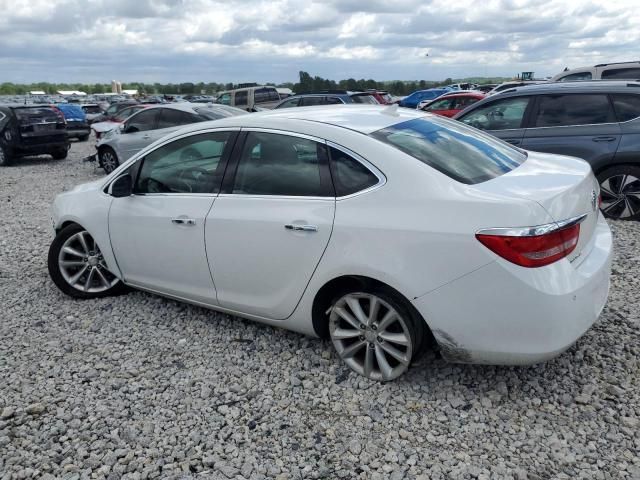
[33,123,56,132]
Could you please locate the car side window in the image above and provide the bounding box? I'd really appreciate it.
[611,94,640,122]
[300,97,325,106]
[558,72,593,82]
[601,68,640,80]
[234,91,248,107]
[459,97,529,130]
[426,98,454,111]
[232,132,325,196]
[126,109,158,132]
[329,146,379,196]
[157,109,200,129]
[277,98,300,109]
[217,93,231,105]
[135,132,232,194]
[325,97,343,105]
[534,94,616,127]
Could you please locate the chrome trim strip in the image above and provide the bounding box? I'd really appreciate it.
[476,213,588,237]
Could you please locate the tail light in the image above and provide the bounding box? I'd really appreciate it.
[476,214,586,268]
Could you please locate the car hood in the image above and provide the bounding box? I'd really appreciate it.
[92,121,120,133]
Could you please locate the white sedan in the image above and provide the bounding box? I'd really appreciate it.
[48,105,613,381]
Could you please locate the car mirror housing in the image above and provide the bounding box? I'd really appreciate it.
[109,174,133,198]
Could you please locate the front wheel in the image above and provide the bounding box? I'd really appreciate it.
[597,165,640,220]
[328,289,425,381]
[99,147,119,174]
[48,224,127,299]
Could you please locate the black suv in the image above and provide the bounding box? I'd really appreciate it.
[0,105,69,166]
[454,81,640,220]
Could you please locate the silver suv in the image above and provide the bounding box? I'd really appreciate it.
[551,61,640,82]
[454,81,640,220]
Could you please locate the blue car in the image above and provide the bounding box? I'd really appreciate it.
[57,103,91,141]
[398,88,451,109]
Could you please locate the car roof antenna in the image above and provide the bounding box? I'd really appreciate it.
[381,103,399,116]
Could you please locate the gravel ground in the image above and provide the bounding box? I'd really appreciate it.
[0,139,639,480]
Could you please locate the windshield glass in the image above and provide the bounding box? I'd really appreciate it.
[351,94,378,104]
[370,116,526,184]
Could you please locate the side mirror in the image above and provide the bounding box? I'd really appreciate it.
[109,174,133,198]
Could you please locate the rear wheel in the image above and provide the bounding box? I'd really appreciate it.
[0,144,11,166]
[597,165,640,220]
[328,289,425,381]
[48,224,127,299]
[99,147,119,174]
[51,148,68,160]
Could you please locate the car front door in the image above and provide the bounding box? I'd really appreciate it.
[119,109,160,160]
[457,96,531,146]
[205,130,335,319]
[108,130,237,304]
[520,94,621,167]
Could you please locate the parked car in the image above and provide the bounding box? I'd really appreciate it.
[274,90,379,108]
[96,103,247,173]
[0,104,69,165]
[47,106,612,381]
[418,92,486,117]
[91,105,150,140]
[487,81,546,96]
[398,88,450,109]
[80,104,104,124]
[216,86,281,111]
[454,80,640,220]
[416,90,484,110]
[56,103,90,141]
[551,61,640,82]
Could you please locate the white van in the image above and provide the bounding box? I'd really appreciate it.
[216,86,281,111]
[551,61,640,82]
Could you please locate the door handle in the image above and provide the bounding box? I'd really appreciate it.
[505,139,521,145]
[592,136,616,142]
[142,134,151,139]
[284,224,318,232]
[171,218,196,226]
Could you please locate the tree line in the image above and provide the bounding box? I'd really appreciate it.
[0,72,511,97]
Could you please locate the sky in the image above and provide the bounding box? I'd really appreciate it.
[0,0,638,84]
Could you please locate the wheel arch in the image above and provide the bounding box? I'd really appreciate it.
[311,274,436,348]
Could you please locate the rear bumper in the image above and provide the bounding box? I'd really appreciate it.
[66,125,90,138]
[12,140,69,157]
[412,213,613,365]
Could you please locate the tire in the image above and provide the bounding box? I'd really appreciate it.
[0,144,11,166]
[51,148,68,160]
[327,287,426,381]
[597,165,640,221]
[48,223,128,299]
[99,147,119,174]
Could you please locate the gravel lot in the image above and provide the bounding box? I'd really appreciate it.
[0,139,639,480]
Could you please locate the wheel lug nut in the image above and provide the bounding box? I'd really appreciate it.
[377,337,383,343]
[359,324,365,329]
[359,335,365,341]
[371,324,377,331]
[369,343,375,349]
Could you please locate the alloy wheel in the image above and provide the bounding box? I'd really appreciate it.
[57,231,119,293]
[329,293,413,381]
[600,174,640,219]
[101,151,118,173]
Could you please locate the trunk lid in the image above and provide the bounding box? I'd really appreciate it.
[473,151,600,264]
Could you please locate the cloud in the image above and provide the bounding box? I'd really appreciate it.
[0,0,637,83]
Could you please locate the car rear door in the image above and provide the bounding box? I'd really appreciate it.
[456,96,531,146]
[520,93,621,168]
[151,108,201,143]
[205,130,335,319]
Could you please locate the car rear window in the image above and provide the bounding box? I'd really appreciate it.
[13,107,60,124]
[370,117,526,185]
[350,94,378,104]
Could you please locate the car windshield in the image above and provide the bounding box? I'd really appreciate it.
[370,117,526,185]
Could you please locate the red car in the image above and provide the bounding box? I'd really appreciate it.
[366,89,394,105]
[419,92,485,117]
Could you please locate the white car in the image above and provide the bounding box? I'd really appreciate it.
[47,106,613,381]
